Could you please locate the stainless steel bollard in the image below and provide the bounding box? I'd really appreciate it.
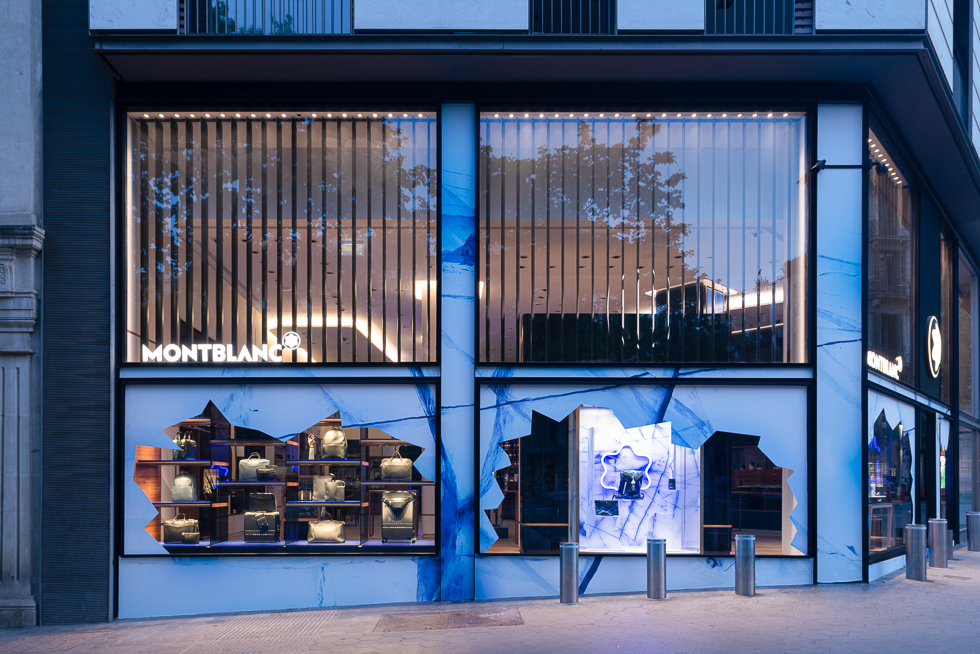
[905,524,927,581]
[968,512,980,552]
[928,518,949,568]
[559,542,579,604]
[735,534,756,597]
[647,539,667,600]
[948,529,956,561]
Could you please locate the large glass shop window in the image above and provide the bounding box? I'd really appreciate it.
[124,384,437,553]
[125,112,438,364]
[959,253,977,416]
[867,131,916,386]
[867,391,917,554]
[481,385,808,556]
[478,112,809,364]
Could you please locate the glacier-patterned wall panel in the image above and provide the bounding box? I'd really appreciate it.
[815,104,864,583]
[618,0,705,31]
[355,0,528,31]
[816,0,926,31]
[928,0,955,88]
[90,0,177,32]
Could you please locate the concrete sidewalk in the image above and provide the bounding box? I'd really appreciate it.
[4,550,980,654]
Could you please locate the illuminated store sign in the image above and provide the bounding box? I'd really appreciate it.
[867,351,903,380]
[141,332,301,363]
[927,315,942,378]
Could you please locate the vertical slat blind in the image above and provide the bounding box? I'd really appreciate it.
[479,112,808,364]
[127,111,437,364]
[706,0,804,35]
[531,0,615,35]
[188,0,353,35]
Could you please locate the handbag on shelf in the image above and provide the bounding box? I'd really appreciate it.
[325,477,346,502]
[162,513,199,544]
[181,531,201,544]
[615,470,645,500]
[256,464,277,481]
[244,511,281,543]
[381,491,416,543]
[171,472,197,503]
[308,519,346,543]
[313,474,332,501]
[380,449,413,481]
[171,432,197,460]
[248,492,277,513]
[238,452,270,481]
[318,427,348,460]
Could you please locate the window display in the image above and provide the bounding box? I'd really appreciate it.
[130,393,436,553]
[867,391,917,554]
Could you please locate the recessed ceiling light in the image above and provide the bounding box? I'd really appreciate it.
[767,113,773,118]
[158,114,164,118]
[143,114,149,118]
[220,113,225,118]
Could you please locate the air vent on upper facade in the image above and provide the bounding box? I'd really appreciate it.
[707,0,811,35]
[794,1,814,35]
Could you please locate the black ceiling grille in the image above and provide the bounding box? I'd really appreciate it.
[706,0,802,35]
[531,0,616,35]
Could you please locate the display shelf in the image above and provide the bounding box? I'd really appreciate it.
[363,480,435,486]
[152,501,211,507]
[136,460,213,466]
[214,481,287,487]
[210,440,287,446]
[361,439,412,445]
[286,459,367,466]
[285,501,367,507]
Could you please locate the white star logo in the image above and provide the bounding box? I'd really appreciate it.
[281,331,301,351]
[927,316,941,379]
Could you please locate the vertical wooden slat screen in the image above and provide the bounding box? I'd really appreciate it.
[479,112,808,364]
[127,112,438,364]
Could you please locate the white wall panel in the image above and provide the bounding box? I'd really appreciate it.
[618,0,705,31]
[90,0,177,32]
[355,0,528,31]
[928,0,955,88]
[816,0,926,31]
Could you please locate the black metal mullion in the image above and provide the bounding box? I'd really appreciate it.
[246,119,254,350]
[381,119,388,362]
[412,119,418,362]
[366,119,373,362]
[351,119,359,360]
[231,118,239,351]
[321,118,328,363]
[138,119,149,350]
[529,118,536,362]
[306,117,313,361]
[184,119,195,347]
[260,119,268,351]
[499,119,506,361]
[335,118,343,361]
[545,120,552,360]
[396,118,402,363]
[516,120,523,364]
[154,120,164,346]
[590,117,596,362]
[276,118,283,349]
[201,120,210,342]
[169,119,180,344]
[426,119,435,361]
[291,119,299,358]
[216,119,224,344]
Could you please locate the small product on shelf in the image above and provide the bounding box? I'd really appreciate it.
[244,493,280,543]
[381,490,416,543]
[171,431,197,460]
[313,474,345,501]
[162,513,199,544]
[171,472,197,502]
[308,519,346,543]
[256,464,277,481]
[318,427,348,459]
[380,448,413,481]
[239,452,270,481]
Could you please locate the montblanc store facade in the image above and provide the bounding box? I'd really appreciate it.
[22,1,980,624]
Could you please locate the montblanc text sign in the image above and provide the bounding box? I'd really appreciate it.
[141,332,301,363]
[867,351,903,380]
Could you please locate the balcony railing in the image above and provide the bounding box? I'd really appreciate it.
[183,0,353,35]
[706,0,813,36]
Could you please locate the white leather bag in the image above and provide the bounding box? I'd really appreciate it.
[239,452,270,481]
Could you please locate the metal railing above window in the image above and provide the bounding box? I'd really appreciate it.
[184,0,353,35]
[531,0,616,35]
[706,0,813,36]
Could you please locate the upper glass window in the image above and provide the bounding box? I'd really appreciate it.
[867,130,916,385]
[959,252,977,416]
[125,111,437,364]
[479,112,809,364]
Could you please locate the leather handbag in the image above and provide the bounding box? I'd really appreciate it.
[307,519,346,543]
[172,432,197,460]
[171,472,197,502]
[239,452,270,481]
[380,449,413,481]
[256,464,277,481]
[313,474,333,501]
[162,513,199,544]
[181,531,201,544]
[318,427,348,460]
[325,477,346,502]
[248,492,277,512]
[615,470,645,500]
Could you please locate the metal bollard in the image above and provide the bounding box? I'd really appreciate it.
[948,529,956,561]
[735,534,756,597]
[928,518,948,568]
[647,539,667,600]
[968,512,980,552]
[905,524,927,581]
[559,542,579,604]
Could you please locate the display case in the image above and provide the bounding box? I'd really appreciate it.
[134,408,435,552]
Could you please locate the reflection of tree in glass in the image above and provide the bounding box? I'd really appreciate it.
[208,1,295,34]
[481,119,772,364]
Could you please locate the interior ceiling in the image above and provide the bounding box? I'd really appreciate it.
[93,35,980,259]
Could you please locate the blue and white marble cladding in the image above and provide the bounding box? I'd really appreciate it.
[815,104,864,583]
[869,372,953,415]
[579,410,700,553]
[439,104,478,602]
[479,383,809,560]
[124,383,436,557]
[118,556,438,619]
[120,366,441,380]
[868,554,906,582]
[474,555,814,600]
[475,366,813,380]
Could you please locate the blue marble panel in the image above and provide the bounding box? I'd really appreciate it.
[124,383,436,556]
[478,383,808,556]
[439,104,477,602]
[474,555,814,599]
[868,554,905,582]
[815,102,864,583]
[120,366,441,380]
[476,366,814,380]
[869,373,952,416]
[118,556,439,619]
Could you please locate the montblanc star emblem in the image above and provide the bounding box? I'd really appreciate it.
[282,331,302,351]
[927,316,941,379]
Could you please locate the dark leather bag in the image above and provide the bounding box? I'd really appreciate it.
[615,470,645,500]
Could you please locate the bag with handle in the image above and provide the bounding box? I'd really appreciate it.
[171,432,197,460]
[162,513,199,544]
[325,477,346,501]
[171,472,197,502]
[238,452,270,481]
[313,474,332,501]
[380,449,413,481]
[318,427,348,460]
[381,491,416,542]
[307,519,346,543]
[256,464,277,481]
[244,510,281,543]
[248,492,277,512]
